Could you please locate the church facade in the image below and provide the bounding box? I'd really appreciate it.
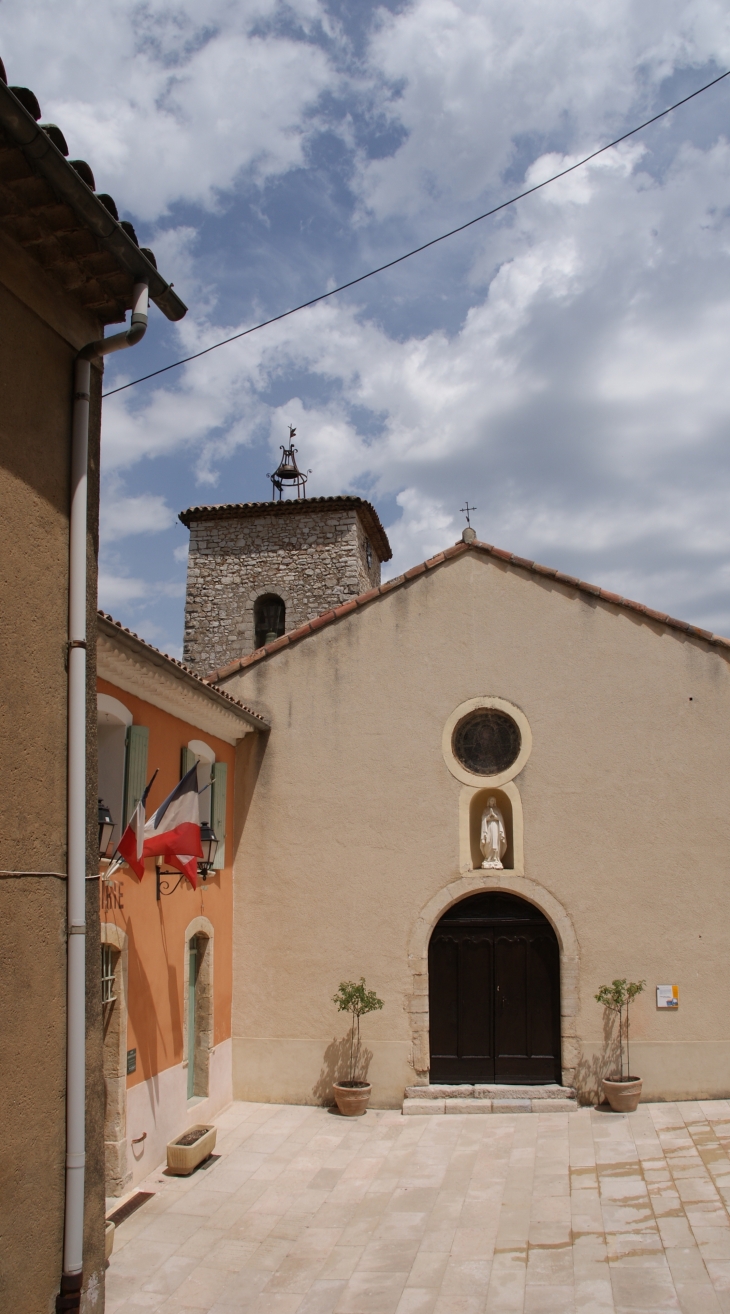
[181,498,730,1108]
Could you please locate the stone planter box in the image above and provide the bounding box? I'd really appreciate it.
[104,1220,115,1261]
[166,1124,217,1175]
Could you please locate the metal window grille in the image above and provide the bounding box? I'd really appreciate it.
[101,944,116,1004]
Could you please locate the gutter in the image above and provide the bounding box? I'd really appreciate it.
[0,81,186,323]
[59,286,150,1314]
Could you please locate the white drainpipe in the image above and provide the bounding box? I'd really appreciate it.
[61,282,148,1311]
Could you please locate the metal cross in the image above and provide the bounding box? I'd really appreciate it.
[460,501,477,527]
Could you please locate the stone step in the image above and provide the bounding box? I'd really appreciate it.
[402,1083,578,1115]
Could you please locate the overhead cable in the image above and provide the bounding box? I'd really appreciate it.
[103,67,730,399]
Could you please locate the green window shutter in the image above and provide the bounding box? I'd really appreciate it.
[181,746,196,779]
[211,761,227,869]
[123,726,149,827]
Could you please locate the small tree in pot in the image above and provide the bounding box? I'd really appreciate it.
[332,978,383,1116]
[595,978,646,1112]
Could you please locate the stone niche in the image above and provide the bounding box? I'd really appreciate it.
[468,787,516,871]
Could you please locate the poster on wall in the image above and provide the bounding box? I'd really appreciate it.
[656,985,679,1009]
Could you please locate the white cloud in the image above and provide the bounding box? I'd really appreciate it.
[98,569,184,609]
[100,491,177,542]
[12,0,727,642]
[354,0,730,225]
[104,117,730,631]
[0,0,337,218]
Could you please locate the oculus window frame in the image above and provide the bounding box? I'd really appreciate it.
[442,696,532,788]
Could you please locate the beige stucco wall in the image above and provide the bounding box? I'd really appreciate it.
[0,235,105,1311]
[223,550,730,1107]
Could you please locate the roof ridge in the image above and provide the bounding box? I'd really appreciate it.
[97,611,268,723]
[206,539,730,684]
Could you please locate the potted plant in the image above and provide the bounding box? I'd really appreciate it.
[595,978,646,1111]
[332,978,383,1115]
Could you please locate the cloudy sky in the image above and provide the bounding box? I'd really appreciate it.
[4,0,730,657]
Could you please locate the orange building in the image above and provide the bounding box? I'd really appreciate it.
[96,612,267,1193]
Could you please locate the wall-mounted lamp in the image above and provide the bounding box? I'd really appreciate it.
[155,821,218,900]
[98,798,115,858]
[198,821,218,880]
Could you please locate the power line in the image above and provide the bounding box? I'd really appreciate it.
[103,67,730,399]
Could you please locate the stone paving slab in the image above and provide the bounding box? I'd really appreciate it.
[106,1100,730,1313]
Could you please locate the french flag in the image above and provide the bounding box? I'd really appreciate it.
[118,764,202,887]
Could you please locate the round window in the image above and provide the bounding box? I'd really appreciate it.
[452,709,521,776]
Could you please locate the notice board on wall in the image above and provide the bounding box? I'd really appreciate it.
[656,985,679,1009]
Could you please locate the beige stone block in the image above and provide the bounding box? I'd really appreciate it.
[444,1100,492,1115]
[674,1280,724,1312]
[395,1290,438,1314]
[402,1100,445,1116]
[531,1099,576,1113]
[492,1100,532,1114]
[335,1270,409,1314]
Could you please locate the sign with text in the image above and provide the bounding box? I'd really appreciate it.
[656,985,679,1009]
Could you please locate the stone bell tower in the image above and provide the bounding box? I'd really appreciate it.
[180,439,391,675]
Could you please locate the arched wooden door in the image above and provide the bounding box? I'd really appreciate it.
[428,893,561,1084]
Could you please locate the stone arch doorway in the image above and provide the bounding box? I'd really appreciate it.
[428,892,561,1085]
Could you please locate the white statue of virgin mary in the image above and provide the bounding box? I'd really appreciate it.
[480,797,507,869]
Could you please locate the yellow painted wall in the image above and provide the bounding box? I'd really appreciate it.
[0,234,105,1309]
[222,550,730,1107]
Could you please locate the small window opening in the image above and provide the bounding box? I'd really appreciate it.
[187,934,211,1099]
[254,593,286,649]
[101,944,117,1005]
[365,539,373,569]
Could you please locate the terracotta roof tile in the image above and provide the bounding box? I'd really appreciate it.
[207,539,730,683]
[97,611,268,726]
[310,610,336,630]
[0,77,185,324]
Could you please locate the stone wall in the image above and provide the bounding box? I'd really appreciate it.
[183,505,382,675]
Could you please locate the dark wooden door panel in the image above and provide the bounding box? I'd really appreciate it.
[429,928,494,1082]
[495,934,528,1060]
[428,896,561,1086]
[429,934,459,1060]
[459,934,493,1059]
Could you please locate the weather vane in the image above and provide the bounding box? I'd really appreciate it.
[460,501,477,527]
[267,426,310,500]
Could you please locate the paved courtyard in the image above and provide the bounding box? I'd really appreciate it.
[106,1099,730,1313]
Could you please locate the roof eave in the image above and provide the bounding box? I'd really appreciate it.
[0,82,187,322]
[209,538,730,683]
[97,613,268,730]
[179,496,393,564]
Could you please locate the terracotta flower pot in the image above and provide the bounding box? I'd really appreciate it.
[602,1077,643,1112]
[333,1081,371,1116]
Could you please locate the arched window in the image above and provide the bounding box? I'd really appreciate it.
[97,693,136,853]
[181,741,228,870]
[254,593,286,649]
[184,918,214,1101]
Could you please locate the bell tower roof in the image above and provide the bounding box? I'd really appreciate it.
[179,495,392,563]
